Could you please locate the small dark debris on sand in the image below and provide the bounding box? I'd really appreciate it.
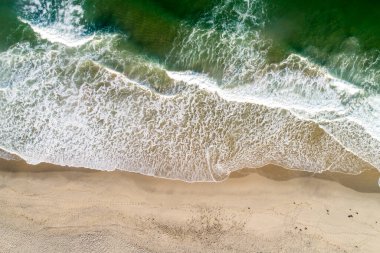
[348,215,353,218]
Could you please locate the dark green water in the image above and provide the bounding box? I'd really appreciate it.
[83,0,380,90]
[0,0,379,181]
[266,0,380,90]
[2,0,379,85]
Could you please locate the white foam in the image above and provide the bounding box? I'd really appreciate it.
[19,0,93,47]
[20,18,94,47]
[167,59,380,171]
[1,0,378,181]
[0,39,376,182]
[166,71,219,91]
[0,147,21,161]
[167,0,380,172]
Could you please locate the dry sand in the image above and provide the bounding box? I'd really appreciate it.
[0,159,379,253]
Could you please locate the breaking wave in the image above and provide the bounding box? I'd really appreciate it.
[0,0,379,181]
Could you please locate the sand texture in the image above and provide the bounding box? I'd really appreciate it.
[0,160,379,253]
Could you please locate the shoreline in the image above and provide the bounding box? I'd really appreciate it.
[1,158,379,193]
[1,158,380,252]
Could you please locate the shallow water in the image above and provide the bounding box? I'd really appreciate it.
[0,0,379,181]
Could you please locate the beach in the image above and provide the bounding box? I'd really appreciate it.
[1,159,379,253]
[1,0,380,252]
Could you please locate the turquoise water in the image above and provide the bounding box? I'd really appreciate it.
[0,0,379,181]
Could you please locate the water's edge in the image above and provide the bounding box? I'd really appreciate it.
[1,155,379,192]
[1,0,379,183]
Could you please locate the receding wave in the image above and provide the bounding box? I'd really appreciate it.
[0,0,379,181]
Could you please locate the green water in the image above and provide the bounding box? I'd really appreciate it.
[267,0,380,52]
[78,0,380,90]
[2,0,379,79]
[0,0,379,181]
[82,0,380,59]
[266,0,380,90]
[0,1,36,50]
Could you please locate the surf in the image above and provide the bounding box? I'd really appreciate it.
[0,0,379,182]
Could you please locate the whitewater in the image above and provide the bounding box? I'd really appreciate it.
[0,0,379,182]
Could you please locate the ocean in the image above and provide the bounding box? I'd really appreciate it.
[0,0,379,181]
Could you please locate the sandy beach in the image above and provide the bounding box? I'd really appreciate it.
[1,0,380,252]
[0,159,379,253]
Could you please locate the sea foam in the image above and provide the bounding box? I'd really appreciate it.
[0,0,378,181]
[0,37,376,181]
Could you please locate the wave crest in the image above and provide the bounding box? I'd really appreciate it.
[0,38,376,181]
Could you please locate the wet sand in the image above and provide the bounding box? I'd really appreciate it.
[0,159,379,252]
